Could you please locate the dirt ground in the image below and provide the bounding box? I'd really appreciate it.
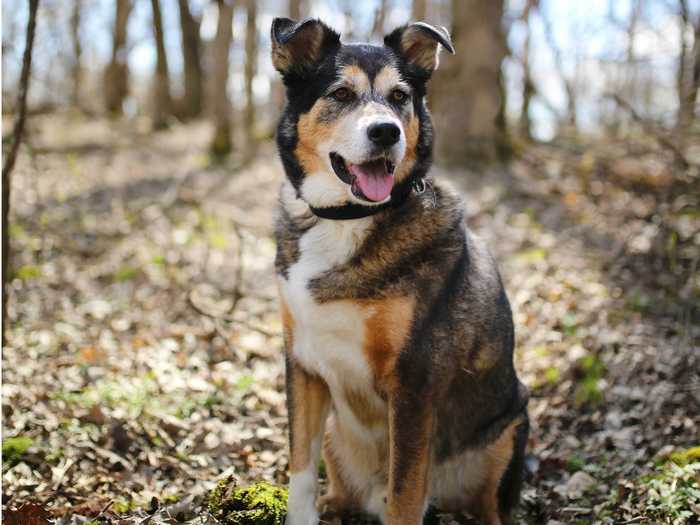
[2,113,699,524]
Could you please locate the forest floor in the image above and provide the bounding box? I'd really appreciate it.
[2,113,699,525]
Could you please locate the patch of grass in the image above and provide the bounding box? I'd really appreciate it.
[642,462,700,524]
[515,247,547,264]
[113,265,139,282]
[151,255,166,266]
[574,354,606,406]
[2,436,33,468]
[209,476,288,525]
[14,265,42,281]
[51,374,160,415]
[567,455,585,473]
[235,375,254,392]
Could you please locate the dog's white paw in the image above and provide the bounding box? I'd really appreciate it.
[365,484,388,524]
[285,506,319,525]
[287,470,319,525]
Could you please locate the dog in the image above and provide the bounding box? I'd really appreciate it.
[271,17,529,525]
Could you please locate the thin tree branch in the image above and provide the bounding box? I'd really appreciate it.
[606,93,691,169]
[2,0,40,345]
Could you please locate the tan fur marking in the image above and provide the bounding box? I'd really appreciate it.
[387,408,432,525]
[272,23,324,72]
[395,115,419,183]
[288,361,330,473]
[340,64,370,94]
[296,101,333,175]
[401,28,439,70]
[279,294,294,351]
[477,417,521,525]
[361,296,415,385]
[374,66,405,95]
[343,385,385,427]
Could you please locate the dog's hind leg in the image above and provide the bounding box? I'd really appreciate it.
[317,424,361,518]
[495,413,529,525]
[475,413,529,525]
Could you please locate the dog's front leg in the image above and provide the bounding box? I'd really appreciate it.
[386,391,433,525]
[285,355,330,525]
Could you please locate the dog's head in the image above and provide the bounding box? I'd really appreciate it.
[272,18,454,209]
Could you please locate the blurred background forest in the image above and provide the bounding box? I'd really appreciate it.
[2,1,699,524]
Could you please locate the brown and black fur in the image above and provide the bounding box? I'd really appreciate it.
[271,17,529,525]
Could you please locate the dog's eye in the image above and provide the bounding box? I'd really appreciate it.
[331,87,353,102]
[390,89,409,103]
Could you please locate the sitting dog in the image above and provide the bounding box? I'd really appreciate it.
[271,17,529,525]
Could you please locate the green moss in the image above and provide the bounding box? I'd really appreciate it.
[3,436,33,467]
[667,446,700,466]
[208,477,288,525]
[112,499,137,514]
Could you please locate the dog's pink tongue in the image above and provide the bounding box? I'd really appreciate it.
[348,160,393,202]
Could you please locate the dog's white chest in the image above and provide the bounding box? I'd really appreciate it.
[279,218,375,391]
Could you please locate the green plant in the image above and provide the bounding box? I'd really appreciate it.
[2,436,33,468]
[209,477,288,525]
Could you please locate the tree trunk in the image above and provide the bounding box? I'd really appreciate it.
[412,0,427,21]
[104,0,131,115]
[371,0,388,39]
[177,0,203,119]
[3,0,39,346]
[289,0,302,20]
[518,0,537,140]
[677,0,699,136]
[150,0,172,129]
[432,0,508,164]
[210,0,234,157]
[70,0,82,109]
[244,0,257,158]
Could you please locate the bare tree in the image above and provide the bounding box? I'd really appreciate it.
[177,0,203,119]
[104,0,132,115]
[150,0,172,129]
[289,0,302,20]
[3,0,39,345]
[244,0,258,158]
[519,0,538,140]
[70,0,82,108]
[677,0,700,136]
[210,0,235,157]
[432,0,508,164]
[371,0,388,39]
[412,0,427,21]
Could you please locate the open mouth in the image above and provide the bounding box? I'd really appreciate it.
[329,152,396,203]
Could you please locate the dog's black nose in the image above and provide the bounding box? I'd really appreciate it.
[367,122,401,147]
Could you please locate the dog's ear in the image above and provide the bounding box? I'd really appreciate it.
[384,22,455,75]
[271,17,340,76]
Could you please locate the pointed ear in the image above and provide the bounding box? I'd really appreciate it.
[384,22,455,75]
[271,17,341,76]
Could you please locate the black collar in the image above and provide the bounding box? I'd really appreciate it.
[309,178,424,220]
